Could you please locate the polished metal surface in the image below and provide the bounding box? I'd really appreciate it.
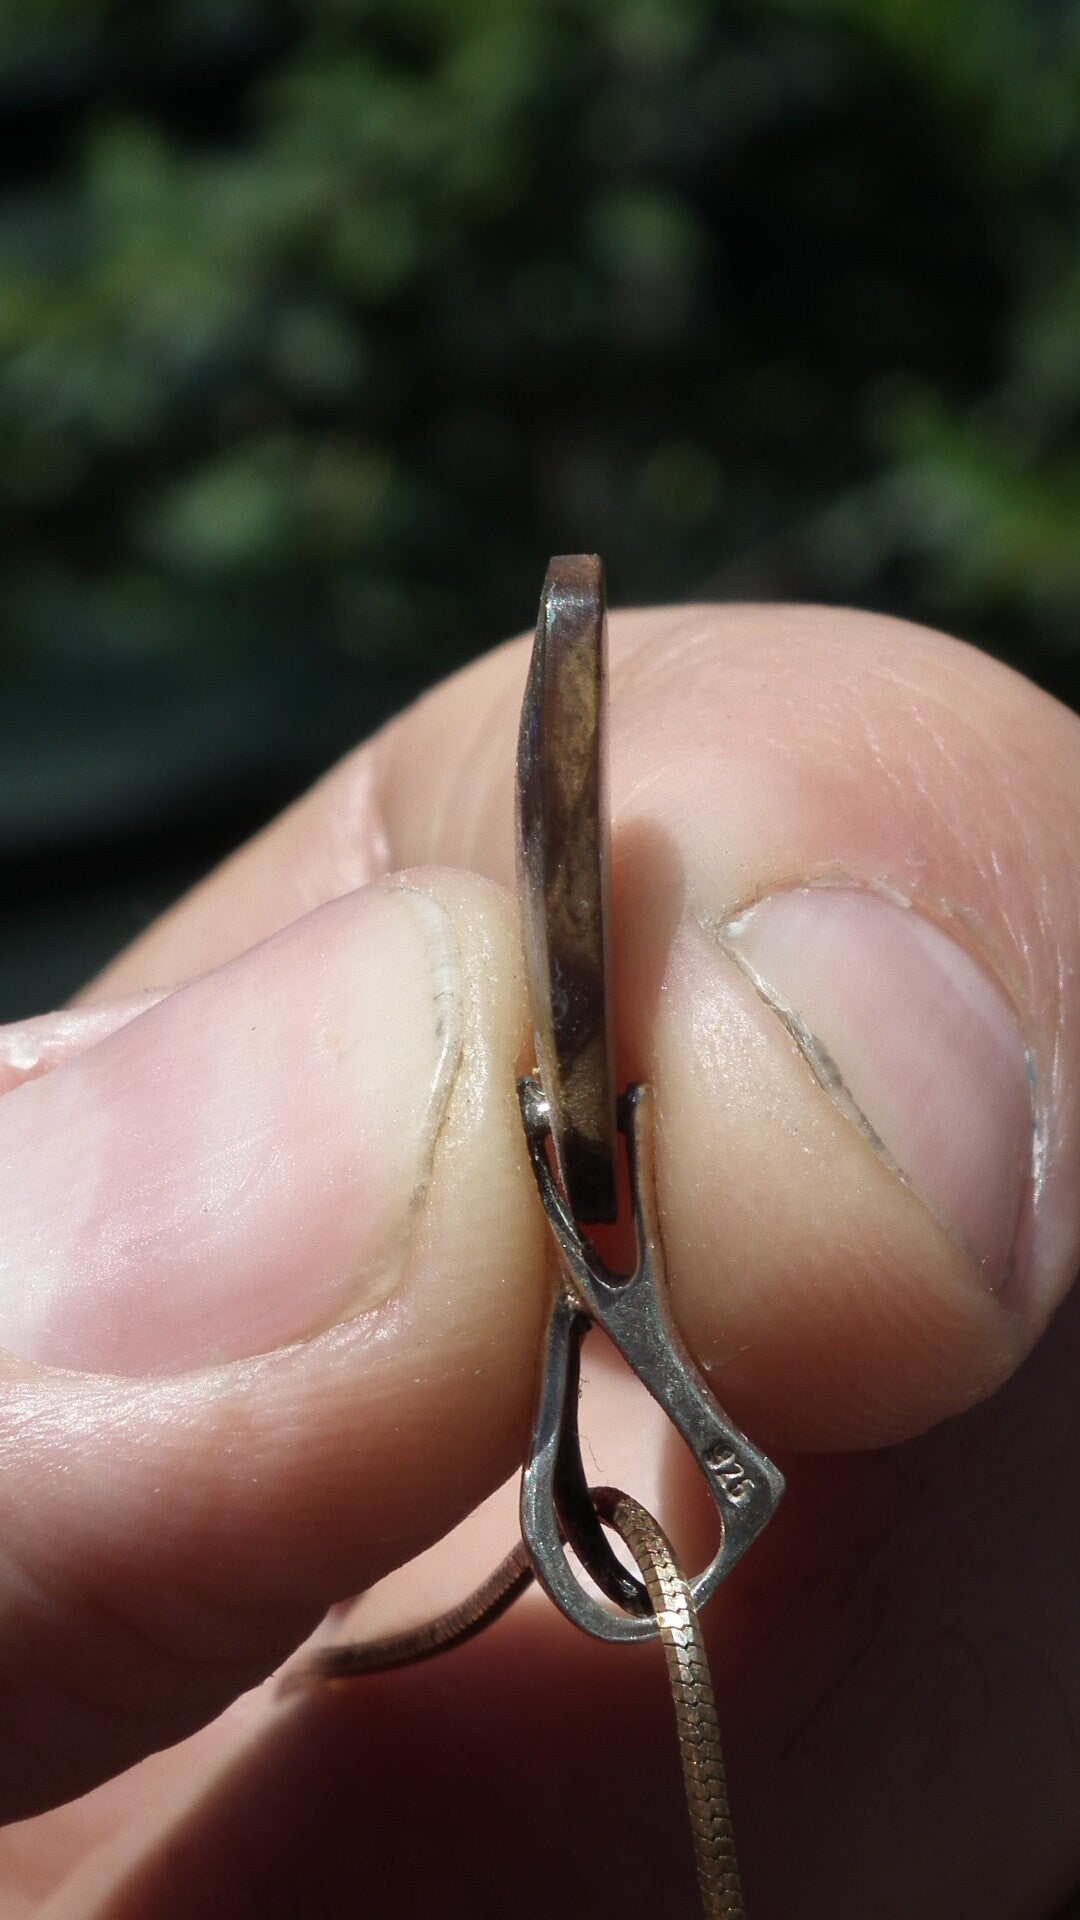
[516,553,617,1225]
[594,1488,745,1920]
[282,1543,533,1689]
[518,1077,784,1644]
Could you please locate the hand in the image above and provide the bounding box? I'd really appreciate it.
[0,604,1077,1919]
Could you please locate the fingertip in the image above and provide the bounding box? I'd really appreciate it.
[0,868,549,1817]
[633,911,1022,1451]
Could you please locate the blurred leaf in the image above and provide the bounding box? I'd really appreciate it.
[0,0,1075,717]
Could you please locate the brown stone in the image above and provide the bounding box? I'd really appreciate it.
[516,554,618,1224]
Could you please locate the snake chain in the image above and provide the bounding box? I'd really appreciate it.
[287,1494,744,1919]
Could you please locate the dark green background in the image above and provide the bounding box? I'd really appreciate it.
[3,0,1079,1015]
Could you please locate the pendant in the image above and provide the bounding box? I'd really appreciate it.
[286,557,784,1917]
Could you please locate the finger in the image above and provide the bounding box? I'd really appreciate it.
[36,1609,681,1920]
[0,1688,256,1912]
[39,1295,1080,1920]
[0,1348,676,1910]
[89,606,1080,1446]
[0,997,167,1096]
[0,870,549,1820]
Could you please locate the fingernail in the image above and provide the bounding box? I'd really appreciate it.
[721,886,1033,1289]
[0,885,463,1373]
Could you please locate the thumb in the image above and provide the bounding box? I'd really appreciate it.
[88,609,1080,1460]
[8,603,1080,1833]
[0,872,547,1820]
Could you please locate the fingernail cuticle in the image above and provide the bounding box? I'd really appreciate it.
[718,884,1034,1293]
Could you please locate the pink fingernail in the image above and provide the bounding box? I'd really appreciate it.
[722,886,1034,1290]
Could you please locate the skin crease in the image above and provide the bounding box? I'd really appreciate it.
[0,605,1076,1917]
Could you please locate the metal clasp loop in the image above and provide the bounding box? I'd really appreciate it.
[518,1077,784,1645]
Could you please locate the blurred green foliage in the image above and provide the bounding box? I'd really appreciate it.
[1,0,1080,703]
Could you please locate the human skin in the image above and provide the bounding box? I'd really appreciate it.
[0,604,1077,1918]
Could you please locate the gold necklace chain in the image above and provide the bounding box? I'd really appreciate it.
[286,1489,743,1918]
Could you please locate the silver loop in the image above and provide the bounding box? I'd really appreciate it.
[518,1078,784,1644]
